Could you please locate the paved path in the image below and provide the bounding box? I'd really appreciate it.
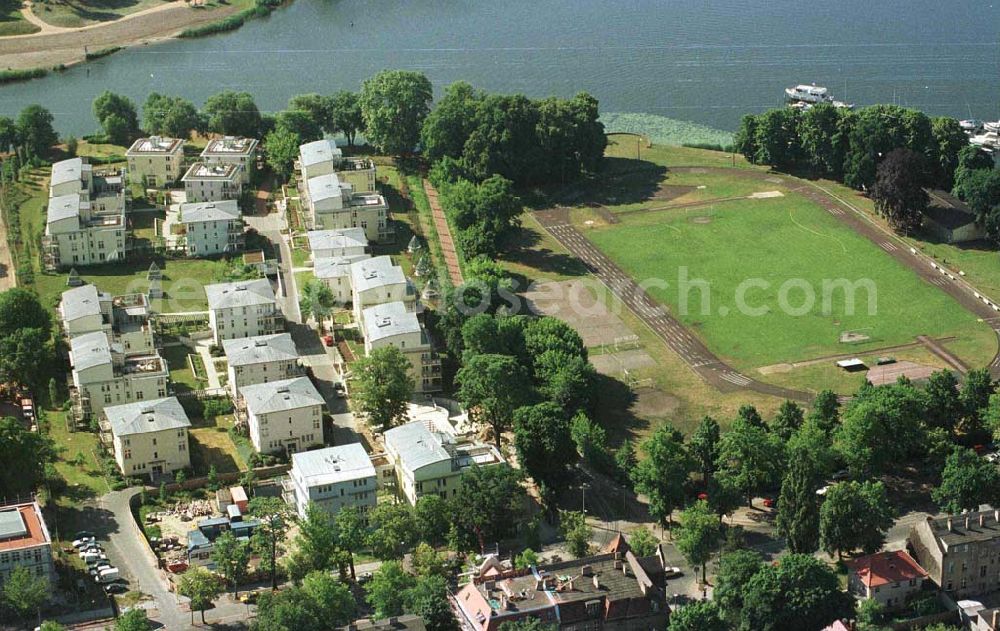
[422,180,464,286]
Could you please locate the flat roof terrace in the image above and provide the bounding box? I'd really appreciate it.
[128,136,184,155]
[121,354,166,375]
[203,136,258,156]
[183,162,240,181]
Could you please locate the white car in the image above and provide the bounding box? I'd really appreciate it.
[663,566,683,579]
[816,486,830,496]
[72,536,96,549]
[986,452,1000,463]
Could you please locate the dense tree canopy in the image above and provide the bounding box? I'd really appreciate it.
[143,93,202,138]
[933,446,1000,513]
[93,91,140,145]
[203,91,262,137]
[16,105,57,157]
[631,426,692,527]
[450,465,526,552]
[352,346,414,432]
[360,70,434,155]
[739,553,852,631]
[819,480,893,558]
[871,148,929,233]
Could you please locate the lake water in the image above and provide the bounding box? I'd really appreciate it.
[1,0,998,136]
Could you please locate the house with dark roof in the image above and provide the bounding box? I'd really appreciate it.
[922,190,986,243]
[846,550,927,610]
[909,509,1000,597]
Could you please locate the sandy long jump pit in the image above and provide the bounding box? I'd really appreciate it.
[520,279,635,348]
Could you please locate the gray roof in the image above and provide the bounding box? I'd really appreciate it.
[925,509,1000,548]
[222,333,298,367]
[307,173,345,204]
[314,254,370,280]
[306,228,368,255]
[241,377,324,415]
[205,279,276,311]
[350,256,406,294]
[291,443,375,486]
[50,158,84,188]
[61,284,106,323]
[47,194,82,225]
[299,139,342,167]
[105,396,190,437]
[362,301,421,343]
[180,200,240,224]
[384,422,453,473]
[69,331,112,371]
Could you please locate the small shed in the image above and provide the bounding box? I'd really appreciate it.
[226,503,242,522]
[836,358,866,372]
[229,486,249,513]
[922,191,985,244]
[215,488,233,512]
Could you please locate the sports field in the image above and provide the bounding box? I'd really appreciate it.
[583,190,992,370]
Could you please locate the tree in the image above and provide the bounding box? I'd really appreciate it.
[366,502,418,560]
[0,116,18,153]
[421,81,481,161]
[739,553,852,631]
[456,353,530,449]
[39,623,66,631]
[871,148,929,233]
[265,125,301,180]
[925,369,962,431]
[289,94,334,133]
[689,416,721,483]
[962,368,996,437]
[365,560,414,618]
[291,501,341,575]
[16,105,57,156]
[933,446,1000,513]
[631,426,691,528]
[737,404,766,429]
[716,418,786,505]
[299,278,337,331]
[414,494,450,546]
[627,527,658,557]
[930,116,968,189]
[0,416,56,498]
[93,91,139,145]
[498,622,555,631]
[359,70,433,154]
[451,465,526,552]
[513,548,539,569]
[569,412,611,472]
[335,505,366,581]
[785,419,836,481]
[675,500,721,583]
[211,530,250,594]
[775,452,821,553]
[750,108,802,168]
[513,402,576,494]
[559,510,592,558]
[352,346,414,432]
[461,93,544,183]
[0,327,53,392]
[2,566,48,625]
[114,609,151,631]
[0,287,50,335]
[667,600,727,631]
[714,550,764,619]
[771,400,804,441]
[405,574,460,631]
[249,497,291,589]
[143,93,201,138]
[178,566,223,624]
[819,480,893,558]
[835,381,928,476]
[329,91,364,146]
[614,439,638,484]
[301,570,355,626]
[809,389,841,435]
[411,542,448,578]
[203,91,262,137]
[276,109,323,143]
[798,103,851,177]
[254,576,353,631]
[442,176,523,260]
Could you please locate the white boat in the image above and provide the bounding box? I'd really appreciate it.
[785,84,832,104]
[831,100,854,110]
[960,119,984,132]
[984,121,1000,133]
[970,132,999,152]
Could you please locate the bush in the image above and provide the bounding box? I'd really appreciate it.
[84,47,122,61]
[0,68,47,85]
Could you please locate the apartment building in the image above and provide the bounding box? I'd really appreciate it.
[382,421,504,505]
[43,158,127,270]
[126,136,185,187]
[176,200,244,256]
[297,138,377,193]
[103,396,191,479]
[307,228,368,261]
[182,162,244,203]
[240,376,324,455]
[909,509,1000,598]
[59,284,155,354]
[314,255,370,305]
[200,136,259,184]
[222,333,300,397]
[361,301,441,393]
[68,331,168,421]
[0,501,55,590]
[205,279,280,345]
[349,256,416,321]
[285,444,377,519]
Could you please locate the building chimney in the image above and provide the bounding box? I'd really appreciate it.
[581,564,593,577]
[992,609,1000,629]
[966,516,971,530]
[534,578,544,591]
[948,518,953,532]
[593,575,601,590]
[500,594,508,610]
[981,514,986,528]
[614,560,623,570]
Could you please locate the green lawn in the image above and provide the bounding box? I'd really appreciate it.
[0,0,39,35]
[45,410,110,499]
[190,418,244,475]
[585,190,992,370]
[30,0,174,28]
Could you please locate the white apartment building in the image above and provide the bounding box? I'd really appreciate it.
[222,333,300,397]
[297,139,377,193]
[126,136,185,187]
[182,162,244,203]
[43,158,127,270]
[285,444,377,519]
[0,501,55,590]
[383,422,504,505]
[361,301,441,393]
[205,279,280,345]
[314,255,370,305]
[59,284,154,354]
[68,331,168,421]
[350,256,416,321]
[177,200,244,256]
[303,172,388,242]
[240,377,324,455]
[200,136,259,185]
[103,396,191,479]
[307,228,368,261]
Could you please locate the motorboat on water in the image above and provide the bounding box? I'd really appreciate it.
[970,131,999,153]
[960,119,984,133]
[984,121,1000,133]
[785,84,853,109]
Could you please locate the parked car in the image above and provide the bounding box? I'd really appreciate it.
[987,452,1000,464]
[663,567,683,579]
[334,383,347,398]
[103,583,128,595]
[72,536,96,549]
[89,562,112,576]
[816,485,830,496]
[358,572,373,584]
[323,335,335,347]
[762,497,776,508]
[82,552,108,565]
[95,567,120,583]
[73,531,95,541]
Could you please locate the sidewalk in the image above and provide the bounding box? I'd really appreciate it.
[422,180,464,286]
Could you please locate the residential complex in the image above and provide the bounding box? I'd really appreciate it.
[239,376,324,454]
[909,509,1000,597]
[102,396,191,480]
[205,279,281,344]
[182,162,244,204]
[43,158,127,270]
[298,138,377,193]
[298,140,387,241]
[222,333,301,397]
[285,444,377,519]
[361,301,441,393]
[845,550,927,611]
[383,421,503,505]
[315,255,371,304]
[350,256,416,320]
[168,200,244,256]
[59,284,155,355]
[200,136,259,184]
[126,136,185,187]
[68,331,168,421]
[307,227,368,261]
[0,501,55,589]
